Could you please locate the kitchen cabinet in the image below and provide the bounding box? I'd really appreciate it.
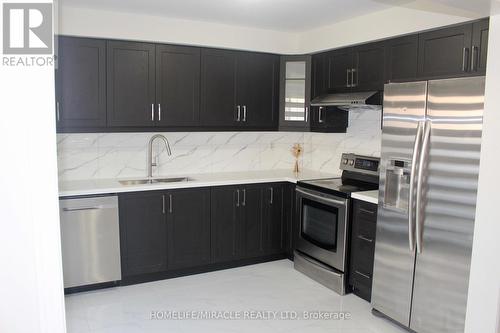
[279,55,311,131]
[326,48,353,92]
[282,184,296,258]
[311,53,327,99]
[211,186,243,263]
[349,199,378,302]
[384,35,418,82]
[56,37,106,129]
[119,191,167,277]
[200,49,238,127]
[166,188,211,270]
[237,53,279,129]
[471,19,489,75]
[201,49,279,129]
[262,184,285,254]
[242,186,265,258]
[107,41,156,127]
[352,42,385,91]
[156,45,201,126]
[417,24,472,78]
[310,105,349,133]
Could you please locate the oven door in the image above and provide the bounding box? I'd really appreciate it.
[296,186,348,271]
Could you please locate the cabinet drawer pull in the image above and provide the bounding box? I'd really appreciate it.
[462,47,469,72]
[242,189,246,207]
[151,104,155,121]
[269,187,273,205]
[162,195,166,214]
[357,235,373,243]
[242,105,247,122]
[158,103,162,121]
[359,208,376,215]
[56,101,61,122]
[236,189,240,207]
[236,105,241,122]
[346,68,351,88]
[355,270,371,279]
[169,194,173,214]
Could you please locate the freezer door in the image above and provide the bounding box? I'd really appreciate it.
[371,81,427,325]
[410,76,485,333]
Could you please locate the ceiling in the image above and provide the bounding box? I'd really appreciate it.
[61,0,494,32]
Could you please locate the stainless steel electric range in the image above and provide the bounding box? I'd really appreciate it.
[294,153,379,295]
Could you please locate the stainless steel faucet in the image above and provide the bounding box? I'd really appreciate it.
[147,134,172,178]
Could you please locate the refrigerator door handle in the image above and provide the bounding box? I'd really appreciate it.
[416,120,432,254]
[408,121,424,252]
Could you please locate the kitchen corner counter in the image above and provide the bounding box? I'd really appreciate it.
[59,169,338,197]
[351,190,379,205]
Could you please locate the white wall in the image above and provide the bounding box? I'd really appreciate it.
[465,13,500,333]
[59,5,479,54]
[298,6,479,53]
[0,0,67,331]
[59,6,299,54]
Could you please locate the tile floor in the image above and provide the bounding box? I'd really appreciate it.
[65,260,406,333]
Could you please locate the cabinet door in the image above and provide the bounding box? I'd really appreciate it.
[119,192,167,277]
[211,186,242,263]
[156,45,200,126]
[310,106,349,133]
[417,24,473,79]
[352,42,385,91]
[237,53,279,129]
[327,48,353,92]
[384,35,418,83]
[311,53,328,99]
[166,188,210,270]
[107,41,156,127]
[242,186,264,258]
[471,18,489,75]
[56,37,106,129]
[279,55,311,131]
[282,184,296,257]
[200,49,238,126]
[262,184,284,255]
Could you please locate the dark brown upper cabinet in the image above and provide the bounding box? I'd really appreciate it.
[471,19,489,75]
[326,48,353,92]
[200,49,238,127]
[311,53,328,99]
[56,37,106,129]
[156,45,201,127]
[352,42,386,91]
[107,41,156,127]
[417,24,473,78]
[236,53,279,129]
[201,49,279,129]
[384,35,418,83]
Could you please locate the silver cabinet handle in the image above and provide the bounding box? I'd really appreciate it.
[471,46,478,72]
[151,104,155,121]
[62,207,100,212]
[269,187,274,205]
[236,105,241,122]
[169,194,173,214]
[305,106,309,123]
[359,208,376,215]
[158,103,161,121]
[355,270,371,279]
[242,189,246,207]
[162,195,166,214]
[357,235,373,243]
[416,121,431,254]
[56,101,60,122]
[346,68,351,88]
[236,189,240,207]
[408,121,424,252]
[318,106,324,123]
[462,47,469,72]
[242,105,247,122]
[351,68,357,88]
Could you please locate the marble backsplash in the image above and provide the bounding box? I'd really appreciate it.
[57,109,382,181]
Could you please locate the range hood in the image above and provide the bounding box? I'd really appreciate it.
[310,91,381,110]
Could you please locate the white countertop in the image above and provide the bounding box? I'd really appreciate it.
[351,190,379,205]
[59,169,338,197]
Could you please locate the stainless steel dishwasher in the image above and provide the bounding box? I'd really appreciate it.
[59,195,121,289]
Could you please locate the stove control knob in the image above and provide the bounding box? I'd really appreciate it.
[342,159,348,165]
[348,160,355,166]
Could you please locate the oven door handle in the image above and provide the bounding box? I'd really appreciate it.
[296,188,347,206]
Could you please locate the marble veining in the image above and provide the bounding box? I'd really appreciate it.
[57,109,381,181]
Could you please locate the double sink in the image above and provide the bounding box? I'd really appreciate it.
[118,177,194,186]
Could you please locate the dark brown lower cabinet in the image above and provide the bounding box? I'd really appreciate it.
[349,199,378,302]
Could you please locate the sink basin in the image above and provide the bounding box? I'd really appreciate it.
[118,177,193,186]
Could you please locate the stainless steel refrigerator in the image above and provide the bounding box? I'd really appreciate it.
[372,76,485,333]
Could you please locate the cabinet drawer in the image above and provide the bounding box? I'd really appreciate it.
[356,201,378,221]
